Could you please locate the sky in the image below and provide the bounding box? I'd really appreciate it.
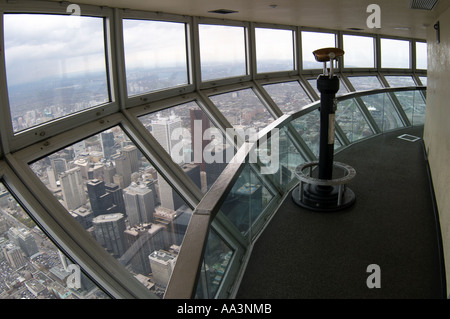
[4,14,107,85]
[3,13,427,86]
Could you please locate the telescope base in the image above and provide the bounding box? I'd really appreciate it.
[292,184,356,213]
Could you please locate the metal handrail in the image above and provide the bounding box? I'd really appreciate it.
[164,86,427,299]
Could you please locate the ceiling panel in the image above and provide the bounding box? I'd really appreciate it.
[48,0,450,39]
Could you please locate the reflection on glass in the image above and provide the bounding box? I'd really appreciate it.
[360,93,404,131]
[384,76,416,87]
[4,14,109,133]
[0,182,108,299]
[29,126,193,298]
[343,35,375,68]
[196,229,234,298]
[263,81,312,114]
[209,89,275,139]
[307,78,348,97]
[220,165,274,234]
[348,76,383,91]
[381,38,410,69]
[199,24,247,81]
[139,102,228,193]
[336,99,374,142]
[123,19,188,96]
[394,90,426,126]
[256,28,294,73]
[301,31,336,70]
[416,42,428,70]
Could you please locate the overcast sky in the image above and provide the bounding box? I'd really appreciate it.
[4,13,427,86]
[4,14,106,85]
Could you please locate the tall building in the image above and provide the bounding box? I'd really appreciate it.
[8,227,39,257]
[190,109,211,171]
[92,213,126,258]
[123,182,155,227]
[112,153,132,188]
[101,130,115,160]
[121,223,166,275]
[87,179,115,217]
[59,167,87,211]
[51,157,67,179]
[123,145,139,173]
[3,244,28,269]
[148,250,177,287]
[158,163,201,211]
[151,114,182,156]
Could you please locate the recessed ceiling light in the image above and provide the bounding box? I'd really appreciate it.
[208,9,239,15]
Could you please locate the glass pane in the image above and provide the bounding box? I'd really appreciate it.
[348,76,383,91]
[343,35,375,68]
[419,76,427,86]
[263,81,312,114]
[219,165,274,234]
[381,38,410,69]
[0,182,109,299]
[199,24,247,81]
[302,31,336,70]
[290,110,321,156]
[258,127,305,190]
[394,90,427,126]
[336,98,374,142]
[256,28,294,73]
[307,78,348,97]
[4,14,109,133]
[361,93,404,131]
[196,229,234,298]
[29,126,193,298]
[416,42,428,70]
[209,89,275,139]
[123,19,188,96]
[384,76,416,87]
[139,102,229,192]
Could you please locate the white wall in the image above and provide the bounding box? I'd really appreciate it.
[423,5,450,296]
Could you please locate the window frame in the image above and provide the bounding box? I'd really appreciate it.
[380,36,413,70]
[0,2,119,155]
[252,23,298,78]
[196,17,251,90]
[119,9,195,108]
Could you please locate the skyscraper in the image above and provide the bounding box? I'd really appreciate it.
[112,153,132,188]
[59,167,87,211]
[123,145,139,173]
[151,114,182,157]
[101,130,115,160]
[158,163,201,211]
[87,179,115,217]
[92,213,126,258]
[123,183,155,227]
[190,108,211,171]
[121,223,166,275]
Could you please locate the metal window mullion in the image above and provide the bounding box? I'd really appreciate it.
[253,81,284,118]
[197,90,246,148]
[354,96,382,135]
[111,8,128,109]
[4,155,155,299]
[0,10,13,156]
